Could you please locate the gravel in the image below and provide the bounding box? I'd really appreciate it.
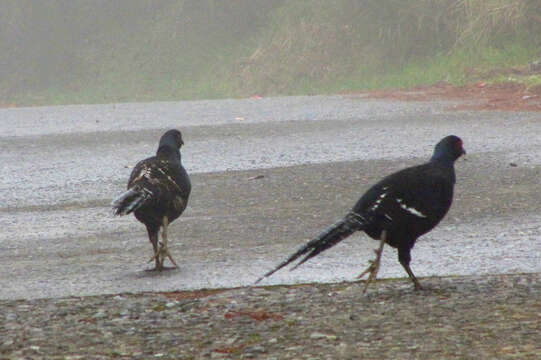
[1,273,540,359]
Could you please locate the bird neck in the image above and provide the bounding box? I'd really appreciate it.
[157,145,181,162]
[430,149,456,165]
[430,151,457,184]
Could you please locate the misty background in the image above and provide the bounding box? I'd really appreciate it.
[2,0,541,106]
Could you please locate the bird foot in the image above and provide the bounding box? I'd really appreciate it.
[357,233,386,293]
[413,279,423,291]
[144,265,177,272]
[147,243,178,270]
[357,259,381,293]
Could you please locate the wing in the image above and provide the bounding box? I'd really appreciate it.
[128,156,191,206]
[354,163,455,225]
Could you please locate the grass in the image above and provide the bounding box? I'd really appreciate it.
[2,1,541,106]
[6,42,538,107]
[488,74,541,90]
[383,43,535,87]
[225,1,541,98]
[309,42,538,94]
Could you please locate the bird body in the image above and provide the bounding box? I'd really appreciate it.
[357,160,455,249]
[112,129,191,270]
[257,135,465,290]
[127,155,191,228]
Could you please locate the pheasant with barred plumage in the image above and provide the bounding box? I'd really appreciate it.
[112,129,191,271]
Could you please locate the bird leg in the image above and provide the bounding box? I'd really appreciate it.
[147,242,171,270]
[147,217,178,270]
[160,216,178,269]
[400,259,423,290]
[398,253,423,290]
[357,230,387,293]
[145,228,162,271]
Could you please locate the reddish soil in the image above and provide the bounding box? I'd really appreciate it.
[161,288,227,301]
[0,103,18,108]
[358,81,541,112]
[224,310,284,321]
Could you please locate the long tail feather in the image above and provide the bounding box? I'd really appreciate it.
[111,187,152,216]
[255,212,370,283]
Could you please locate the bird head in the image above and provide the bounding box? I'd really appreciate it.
[157,129,184,160]
[431,135,466,163]
[159,129,184,149]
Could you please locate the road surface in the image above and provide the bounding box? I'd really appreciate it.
[1,95,540,300]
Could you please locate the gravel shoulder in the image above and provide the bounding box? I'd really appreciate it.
[2,273,540,359]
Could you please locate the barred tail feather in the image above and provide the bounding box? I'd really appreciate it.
[255,212,369,283]
[111,187,151,216]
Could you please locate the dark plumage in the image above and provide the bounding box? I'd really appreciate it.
[112,129,191,271]
[257,135,466,290]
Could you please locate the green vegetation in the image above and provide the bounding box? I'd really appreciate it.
[1,0,540,106]
[488,73,541,90]
[336,43,539,92]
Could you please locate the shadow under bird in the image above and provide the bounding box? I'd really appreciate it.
[256,135,466,291]
[112,129,191,271]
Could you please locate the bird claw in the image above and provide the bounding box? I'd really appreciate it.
[165,251,178,268]
[148,253,158,263]
[357,261,380,293]
[145,265,177,272]
[148,243,178,270]
[357,231,387,293]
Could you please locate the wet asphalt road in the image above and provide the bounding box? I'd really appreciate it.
[1,95,540,300]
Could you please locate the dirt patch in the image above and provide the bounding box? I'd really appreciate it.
[224,309,284,321]
[357,81,541,112]
[161,288,227,301]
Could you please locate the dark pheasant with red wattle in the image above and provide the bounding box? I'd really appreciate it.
[257,135,466,290]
